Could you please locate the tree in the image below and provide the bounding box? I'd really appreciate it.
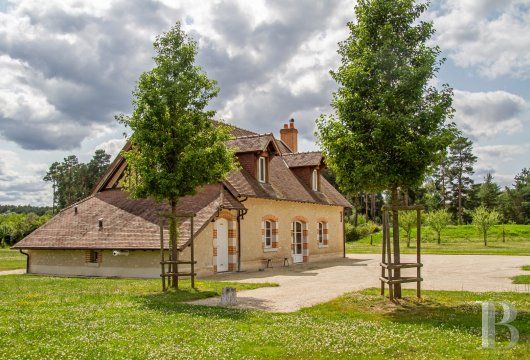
[447,135,477,224]
[44,150,111,211]
[477,173,500,209]
[316,0,454,298]
[399,211,417,247]
[425,209,451,244]
[117,23,237,288]
[472,205,500,246]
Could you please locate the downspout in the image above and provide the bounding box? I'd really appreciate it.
[19,250,29,273]
[342,209,346,258]
[237,197,248,272]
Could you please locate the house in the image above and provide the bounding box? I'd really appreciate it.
[13,120,351,278]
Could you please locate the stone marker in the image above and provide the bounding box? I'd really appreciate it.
[219,287,237,306]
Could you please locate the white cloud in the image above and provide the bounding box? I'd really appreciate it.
[95,138,126,159]
[430,0,530,78]
[452,89,528,138]
[0,150,51,205]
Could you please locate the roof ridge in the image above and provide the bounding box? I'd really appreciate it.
[211,119,258,135]
[232,132,274,140]
[282,151,322,156]
[59,194,97,213]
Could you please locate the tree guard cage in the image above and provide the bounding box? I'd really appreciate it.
[380,205,423,300]
[159,212,197,291]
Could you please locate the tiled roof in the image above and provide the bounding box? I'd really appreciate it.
[226,156,351,208]
[13,184,244,250]
[282,152,323,168]
[225,133,279,153]
[276,140,293,154]
[211,120,258,137]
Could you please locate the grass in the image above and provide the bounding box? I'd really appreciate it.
[347,224,530,255]
[0,275,528,359]
[512,265,530,285]
[0,248,26,271]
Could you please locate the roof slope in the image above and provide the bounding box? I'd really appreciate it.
[226,156,351,208]
[225,133,280,154]
[14,184,244,251]
[282,152,323,168]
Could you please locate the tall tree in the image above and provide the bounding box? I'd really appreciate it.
[316,0,454,298]
[477,173,500,209]
[117,23,237,288]
[447,135,477,224]
[43,150,111,211]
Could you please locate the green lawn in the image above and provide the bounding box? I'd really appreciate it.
[0,276,528,359]
[0,248,26,271]
[512,265,530,285]
[347,224,530,255]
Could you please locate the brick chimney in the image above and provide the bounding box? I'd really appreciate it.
[280,118,298,153]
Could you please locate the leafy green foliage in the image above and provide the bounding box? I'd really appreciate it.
[472,205,501,246]
[425,209,452,244]
[0,212,52,247]
[43,150,111,210]
[316,0,454,196]
[117,23,237,205]
[398,211,417,247]
[477,173,500,209]
[347,224,530,255]
[448,135,477,224]
[0,205,51,216]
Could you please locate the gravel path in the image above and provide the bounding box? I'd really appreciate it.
[0,269,26,276]
[189,254,530,312]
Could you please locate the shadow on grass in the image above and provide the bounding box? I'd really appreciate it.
[310,288,530,341]
[137,288,251,320]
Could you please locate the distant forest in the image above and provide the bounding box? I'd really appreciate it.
[0,205,52,216]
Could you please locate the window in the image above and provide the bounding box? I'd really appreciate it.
[265,220,272,248]
[262,217,278,251]
[311,169,318,191]
[85,250,101,265]
[318,222,328,247]
[259,157,267,183]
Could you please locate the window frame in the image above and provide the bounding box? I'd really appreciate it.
[311,169,318,191]
[258,156,267,183]
[318,222,324,245]
[264,220,272,248]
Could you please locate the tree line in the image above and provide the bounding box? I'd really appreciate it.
[0,212,52,247]
[345,133,529,226]
[43,149,112,212]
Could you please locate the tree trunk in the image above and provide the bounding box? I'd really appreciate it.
[170,199,178,288]
[407,233,411,248]
[437,232,441,245]
[371,193,376,221]
[484,230,487,247]
[365,193,369,222]
[353,194,358,227]
[458,175,463,225]
[391,188,402,299]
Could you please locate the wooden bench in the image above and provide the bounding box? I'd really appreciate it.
[262,257,290,268]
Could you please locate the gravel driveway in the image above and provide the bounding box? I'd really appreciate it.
[189,254,529,312]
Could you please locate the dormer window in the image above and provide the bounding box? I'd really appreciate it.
[259,156,267,183]
[311,169,318,191]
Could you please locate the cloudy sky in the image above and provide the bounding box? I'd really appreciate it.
[0,0,529,206]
